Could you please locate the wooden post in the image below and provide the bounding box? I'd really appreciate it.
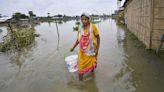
[7,23,19,50]
[149,0,154,49]
[55,19,60,50]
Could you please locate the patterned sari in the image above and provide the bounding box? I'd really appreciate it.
[78,23,99,74]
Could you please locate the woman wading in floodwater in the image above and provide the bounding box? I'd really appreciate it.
[70,12,100,81]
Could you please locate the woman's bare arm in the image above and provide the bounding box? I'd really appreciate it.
[96,35,100,56]
[70,39,79,52]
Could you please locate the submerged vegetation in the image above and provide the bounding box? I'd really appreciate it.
[73,21,80,31]
[0,23,39,52]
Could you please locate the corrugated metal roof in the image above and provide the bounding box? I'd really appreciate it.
[0,16,12,22]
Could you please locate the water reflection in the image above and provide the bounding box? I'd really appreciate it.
[85,74,99,92]
[55,20,60,51]
[116,24,125,45]
[113,58,136,92]
[48,21,51,27]
[118,23,164,92]
[0,27,7,42]
[110,23,136,92]
[66,72,99,92]
[10,46,33,72]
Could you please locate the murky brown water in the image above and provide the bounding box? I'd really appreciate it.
[0,19,164,92]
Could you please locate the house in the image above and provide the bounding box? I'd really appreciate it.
[0,16,12,23]
[123,0,164,49]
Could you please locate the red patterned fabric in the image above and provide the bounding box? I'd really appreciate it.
[80,32,90,52]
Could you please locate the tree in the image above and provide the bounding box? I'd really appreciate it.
[47,13,50,17]
[57,14,63,17]
[20,14,29,19]
[12,12,29,20]
[28,11,36,17]
[12,12,21,20]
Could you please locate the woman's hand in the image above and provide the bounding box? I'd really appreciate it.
[70,39,79,52]
[70,47,74,52]
[95,35,100,57]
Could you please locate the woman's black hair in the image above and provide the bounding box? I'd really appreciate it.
[81,14,90,20]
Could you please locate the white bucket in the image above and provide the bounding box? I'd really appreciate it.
[65,54,78,72]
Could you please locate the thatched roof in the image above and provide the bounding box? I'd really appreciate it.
[122,0,132,7]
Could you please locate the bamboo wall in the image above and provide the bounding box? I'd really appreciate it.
[152,0,164,48]
[125,0,164,49]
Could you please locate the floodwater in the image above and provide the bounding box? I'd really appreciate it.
[0,19,164,92]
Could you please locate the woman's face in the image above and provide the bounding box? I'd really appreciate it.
[81,16,90,26]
